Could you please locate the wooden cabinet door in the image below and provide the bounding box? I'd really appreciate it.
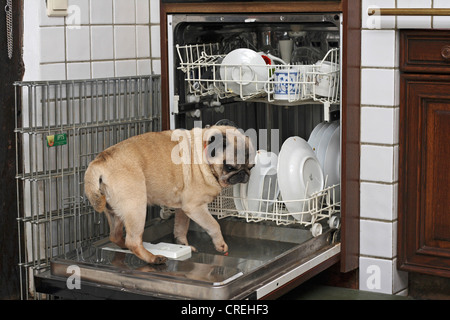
[399,74,450,277]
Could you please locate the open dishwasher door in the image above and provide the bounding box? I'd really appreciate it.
[39,216,340,300]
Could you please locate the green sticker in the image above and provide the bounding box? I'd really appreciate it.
[47,133,67,147]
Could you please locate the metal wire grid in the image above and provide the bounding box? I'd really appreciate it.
[176,44,340,104]
[208,182,340,231]
[14,75,161,299]
[160,181,340,238]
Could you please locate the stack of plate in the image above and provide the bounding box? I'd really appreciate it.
[232,122,340,222]
[308,121,341,201]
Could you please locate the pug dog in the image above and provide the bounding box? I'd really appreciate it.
[84,125,255,264]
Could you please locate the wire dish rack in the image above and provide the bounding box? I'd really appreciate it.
[209,182,340,237]
[176,44,340,107]
[14,75,161,299]
[162,181,340,238]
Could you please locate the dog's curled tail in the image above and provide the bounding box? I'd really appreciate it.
[84,161,107,213]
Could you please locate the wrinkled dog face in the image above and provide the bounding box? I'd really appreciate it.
[205,126,255,188]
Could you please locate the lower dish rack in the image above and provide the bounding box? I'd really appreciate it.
[162,183,340,238]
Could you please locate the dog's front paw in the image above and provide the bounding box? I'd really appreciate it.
[214,241,228,253]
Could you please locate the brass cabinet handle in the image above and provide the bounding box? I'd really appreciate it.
[368,8,450,16]
[442,46,450,60]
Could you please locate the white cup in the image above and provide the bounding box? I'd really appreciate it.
[278,39,293,64]
[314,61,338,98]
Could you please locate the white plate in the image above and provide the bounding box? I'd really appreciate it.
[277,137,324,221]
[247,150,279,217]
[307,121,326,153]
[220,48,268,97]
[316,121,339,170]
[309,122,330,155]
[323,125,341,202]
[233,183,248,216]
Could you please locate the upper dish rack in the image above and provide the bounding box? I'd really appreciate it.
[176,43,340,108]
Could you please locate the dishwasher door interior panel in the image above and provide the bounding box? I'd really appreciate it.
[48,218,340,300]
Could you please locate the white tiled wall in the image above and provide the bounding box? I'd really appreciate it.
[360,0,449,296]
[23,0,161,81]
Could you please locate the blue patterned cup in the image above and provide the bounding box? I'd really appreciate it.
[273,68,300,101]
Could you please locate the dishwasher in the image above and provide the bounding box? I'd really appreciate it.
[31,9,355,300]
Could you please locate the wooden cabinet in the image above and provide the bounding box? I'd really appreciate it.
[400,30,450,74]
[398,30,450,278]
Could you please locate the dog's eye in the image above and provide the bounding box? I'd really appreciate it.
[224,165,235,172]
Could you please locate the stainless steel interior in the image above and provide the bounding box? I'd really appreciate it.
[49,217,340,299]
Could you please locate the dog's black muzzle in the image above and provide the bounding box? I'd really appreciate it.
[228,170,250,185]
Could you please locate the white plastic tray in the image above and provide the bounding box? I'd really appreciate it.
[102,242,192,260]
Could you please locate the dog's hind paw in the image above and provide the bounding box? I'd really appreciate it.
[175,237,197,252]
